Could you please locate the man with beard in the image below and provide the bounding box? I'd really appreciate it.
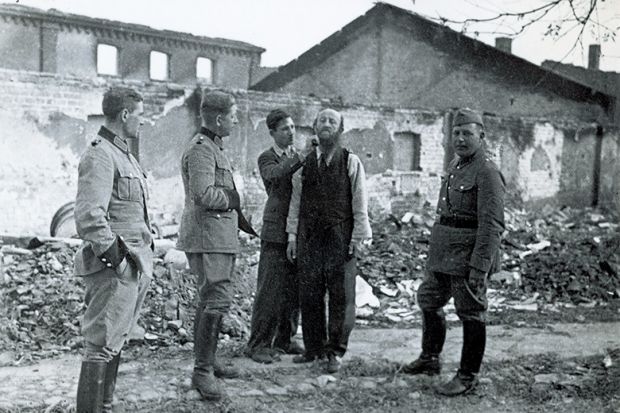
[402,108,505,396]
[246,109,312,363]
[286,108,372,373]
[74,87,152,412]
[177,90,256,401]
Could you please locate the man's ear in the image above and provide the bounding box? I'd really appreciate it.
[119,108,129,123]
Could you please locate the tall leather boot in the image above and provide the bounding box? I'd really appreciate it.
[76,360,107,413]
[192,310,223,400]
[436,320,486,396]
[402,310,446,375]
[195,306,239,378]
[102,352,121,413]
[460,320,486,375]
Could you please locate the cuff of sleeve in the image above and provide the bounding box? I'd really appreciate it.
[99,236,128,268]
[469,254,491,273]
[287,233,297,242]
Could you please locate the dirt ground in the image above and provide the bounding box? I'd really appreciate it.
[1,318,618,413]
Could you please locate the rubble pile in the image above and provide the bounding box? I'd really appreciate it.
[356,209,434,324]
[355,205,619,324]
[0,238,259,358]
[502,207,620,304]
[0,241,82,356]
[0,206,617,358]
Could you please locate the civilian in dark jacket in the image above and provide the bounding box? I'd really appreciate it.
[246,109,313,363]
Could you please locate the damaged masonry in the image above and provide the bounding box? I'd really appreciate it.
[0,2,619,413]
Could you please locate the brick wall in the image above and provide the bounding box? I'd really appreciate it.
[0,5,262,89]
[0,69,618,235]
[271,23,610,124]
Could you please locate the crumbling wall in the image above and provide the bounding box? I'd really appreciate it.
[559,127,596,207]
[0,68,615,235]
[0,113,79,234]
[599,128,620,214]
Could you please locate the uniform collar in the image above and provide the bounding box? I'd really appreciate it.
[456,149,483,168]
[200,126,223,149]
[98,126,129,154]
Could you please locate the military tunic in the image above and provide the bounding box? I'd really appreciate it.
[418,150,505,321]
[74,126,152,359]
[177,128,239,314]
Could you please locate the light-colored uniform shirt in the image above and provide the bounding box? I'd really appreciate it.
[286,145,372,243]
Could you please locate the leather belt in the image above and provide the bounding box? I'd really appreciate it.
[439,216,478,229]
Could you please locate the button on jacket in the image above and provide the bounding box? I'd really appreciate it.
[177,132,239,254]
[427,151,505,276]
[74,127,153,277]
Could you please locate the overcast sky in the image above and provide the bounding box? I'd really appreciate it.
[6,0,620,71]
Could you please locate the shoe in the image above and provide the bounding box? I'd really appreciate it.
[250,348,280,364]
[435,371,478,396]
[292,353,323,364]
[285,341,305,355]
[214,360,241,378]
[402,355,440,376]
[326,354,342,373]
[192,368,222,401]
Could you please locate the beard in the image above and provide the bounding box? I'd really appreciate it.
[318,130,339,148]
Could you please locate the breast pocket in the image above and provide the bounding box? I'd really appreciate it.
[116,170,143,202]
[214,155,234,188]
[450,179,477,213]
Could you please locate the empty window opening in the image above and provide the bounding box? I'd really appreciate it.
[96,44,118,76]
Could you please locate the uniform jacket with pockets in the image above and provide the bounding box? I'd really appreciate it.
[427,150,505,277]
[74,127,153,277]
[177,131,239,254]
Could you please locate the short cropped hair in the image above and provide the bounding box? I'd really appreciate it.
[102,87,143,120]
[266,109,292,131]
[200,90,236,124]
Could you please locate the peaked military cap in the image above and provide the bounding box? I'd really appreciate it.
[201,90,236,112]
[453,108,484,128]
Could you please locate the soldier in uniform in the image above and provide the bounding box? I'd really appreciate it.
[402,109,505,396]
[177,90,256,401]
[74,87,152,412]
[286,108,372,373]
[246,109,312,364]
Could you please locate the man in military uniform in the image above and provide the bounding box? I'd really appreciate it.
[74,87,152,412]
[286,108,372,373]
[246,109,311,364]
[177,90,256,401]
[402,109,505,396]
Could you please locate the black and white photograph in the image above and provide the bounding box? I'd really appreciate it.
[0,0,618,411]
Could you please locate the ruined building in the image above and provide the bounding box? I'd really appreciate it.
[0,3,618,235]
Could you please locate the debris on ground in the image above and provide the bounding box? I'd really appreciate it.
[0,235,259,360]
[0,205,618,360]
[356,205,620,325]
